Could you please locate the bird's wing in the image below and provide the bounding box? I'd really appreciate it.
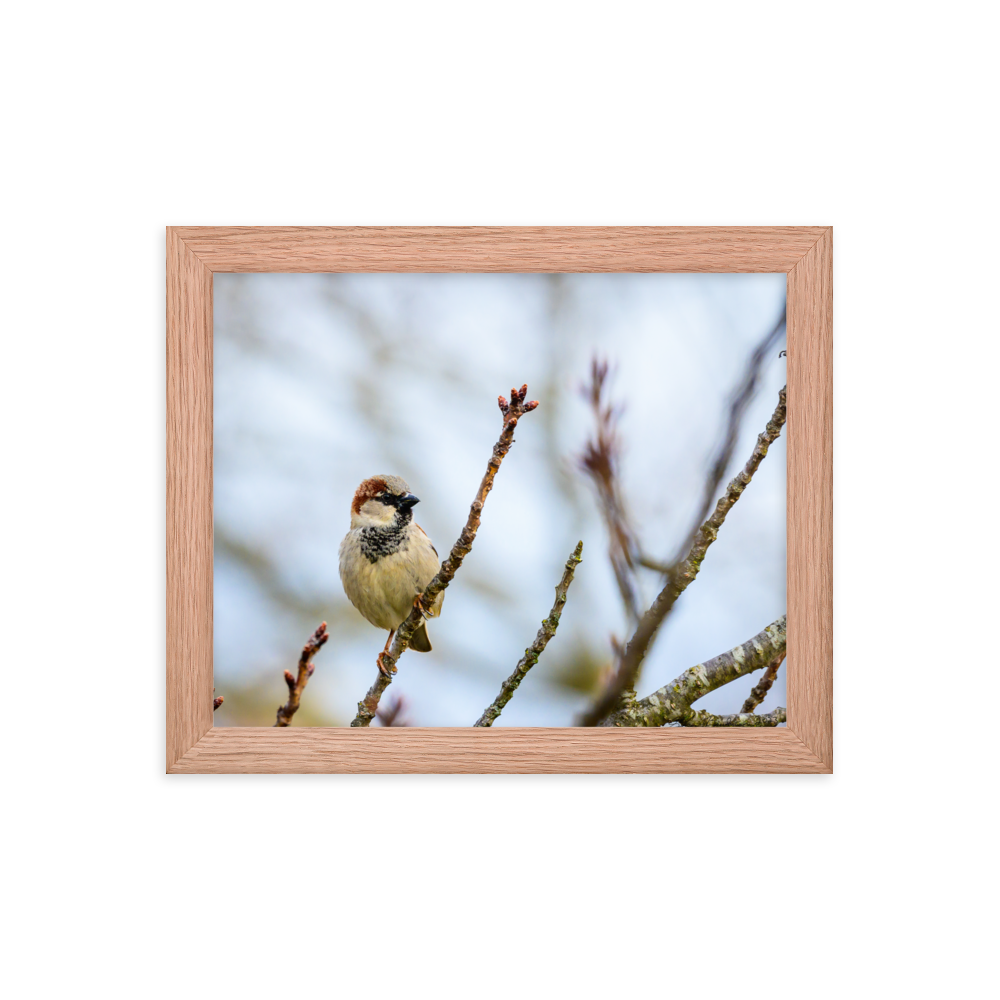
[415,522,438,557]
[411,523,443,617]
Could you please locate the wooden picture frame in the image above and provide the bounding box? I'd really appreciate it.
[167,227,832,774]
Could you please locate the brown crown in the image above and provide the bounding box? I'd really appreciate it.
[351,476,389,514]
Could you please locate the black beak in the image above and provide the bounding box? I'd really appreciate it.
[400,493,420,508]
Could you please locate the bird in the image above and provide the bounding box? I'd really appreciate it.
[339,475,444,676]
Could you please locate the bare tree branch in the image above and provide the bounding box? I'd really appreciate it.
[274,622,329,727]
[740,652,786,714]
[682,707,786,727]
[474,541,584,727]
[351,384,540,727]
[579,383,788,725]
[601,615,786,727]
[578,360,641,626]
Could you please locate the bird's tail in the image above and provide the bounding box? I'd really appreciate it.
[410,620,432,652]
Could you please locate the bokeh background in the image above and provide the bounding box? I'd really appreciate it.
[213,272,786,727]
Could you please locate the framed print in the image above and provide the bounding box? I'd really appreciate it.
[167,227,832,773]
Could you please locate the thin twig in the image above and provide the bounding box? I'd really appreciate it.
[601,615,786,727]
[740,652,786,714]
[274,622,329,727]
[474,541,584,727]
[579,383,788,725]
[636,553,671,573]
[351,384,539,727]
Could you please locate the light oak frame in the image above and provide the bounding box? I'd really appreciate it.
[167,227,832,773]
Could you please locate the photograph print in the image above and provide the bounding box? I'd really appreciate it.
[212,271,788,728]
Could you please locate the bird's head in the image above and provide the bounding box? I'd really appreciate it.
[350,475,420,528]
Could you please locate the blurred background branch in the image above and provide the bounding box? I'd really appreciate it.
[578,360,641,627]
[375,694,411,727]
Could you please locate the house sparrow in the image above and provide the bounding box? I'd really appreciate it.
[339,475,444,676]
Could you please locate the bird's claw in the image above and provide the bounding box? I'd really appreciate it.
[413,593,432,620]
[377,652,396,677]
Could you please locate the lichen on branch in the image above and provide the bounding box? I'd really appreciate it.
[351,384,539,727]
[474,541,583,727]
[682,707,786,726]
[601,615,786,727]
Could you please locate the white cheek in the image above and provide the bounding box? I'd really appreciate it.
[360,499,395,525]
